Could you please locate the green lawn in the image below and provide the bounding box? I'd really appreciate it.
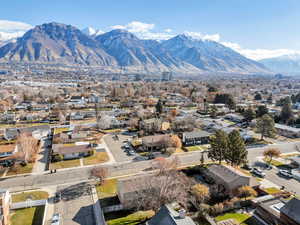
[215,213,260,225]
[96,179,117,199]
[263,187,282,195]
[6,163,33,176]
[263,158,285,167]
[50,159,80,170]
[106,210,154,225]
[83,151,109,165]
[12,191,49,203]
[184,145,208,152]
[11,206,45,225]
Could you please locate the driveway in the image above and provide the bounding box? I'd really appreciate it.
[264,167,300,196]
[103,134,136,162]
[54,182,96,225]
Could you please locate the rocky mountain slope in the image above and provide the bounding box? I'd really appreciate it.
[0,22,269,74]
[260,54,300,75]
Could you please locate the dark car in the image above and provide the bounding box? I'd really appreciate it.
[242,164,253,171]
[278,170,293,179]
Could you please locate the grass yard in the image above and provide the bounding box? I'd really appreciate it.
[96,179,117,199]
[184,145,208,152]
[215,213,261,225]
[11,205,45,225]
[50,159,80,170]
[106,210,155,225]
[83,151,109,165]
[263,157,285,167]
[102,129,121,133]
[12,191,49,203]
[280,153,300,158]
[6,163,33,176]
[263,187,282,195]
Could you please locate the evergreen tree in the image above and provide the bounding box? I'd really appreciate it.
[210,105,218,118]
[254,93,262,101]
[280,101,294,124]
[243,106,256,122]
[156,99,163,114]
[226,130,247,166]
[256,105,268,117]
[209,130,229,164]
[256,114,276,140]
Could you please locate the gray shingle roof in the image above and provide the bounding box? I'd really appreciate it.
[147,205,196,225]
[280,198,300,223]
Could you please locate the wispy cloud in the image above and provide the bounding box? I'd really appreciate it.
[0,20,32,41]
[221,41,300,60]
[184,31,220,42]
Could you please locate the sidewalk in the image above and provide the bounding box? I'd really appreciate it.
[32,139,49,173]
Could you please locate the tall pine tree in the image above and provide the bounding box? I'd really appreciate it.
[226,130,247,166]
[209,130,229,164]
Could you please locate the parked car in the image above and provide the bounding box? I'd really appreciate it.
[252,168,266,177]
[242,164,253,171]
[278,170,293,179]
[128,150,135,155]
[51,213,60,225]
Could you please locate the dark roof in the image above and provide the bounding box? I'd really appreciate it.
[280,198,300,223]
[147,205,196,225]
[183,130,211,139]
[70,96,83,100]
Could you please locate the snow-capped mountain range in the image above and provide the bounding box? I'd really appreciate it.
[0,21,270,74]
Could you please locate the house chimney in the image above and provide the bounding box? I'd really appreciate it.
[178,209,186,219]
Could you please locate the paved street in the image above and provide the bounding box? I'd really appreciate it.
[247,141,300,164]
[54,183,96,225]
[264,167,300,195]
[103,134,136,162]
[1,141,300,195]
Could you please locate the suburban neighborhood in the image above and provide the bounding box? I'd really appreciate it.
[0,75,299,225]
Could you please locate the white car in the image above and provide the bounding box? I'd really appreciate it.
[51,213,60,225]
[252,168,266,177]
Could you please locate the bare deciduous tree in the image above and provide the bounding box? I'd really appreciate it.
[17,133,39,163]
[125,158,191,212]
[90,167,108,185]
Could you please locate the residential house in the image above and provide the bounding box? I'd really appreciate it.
[117,174,158,207]
[142,134,170,151]
[53,143,92,160]
[253,196,300,225]
[4,125,50,141]
[275,124,300,138]
[0,189,11,225]
[139,118,162,134]
[147,204,196,225]
[70,96,85,104]
[0,145,17,158]
[224,113,244,123]
[182,130,211,146]
[280,197,300,225]
[206,164,259,196]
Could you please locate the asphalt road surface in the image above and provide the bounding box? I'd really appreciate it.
[54,183,96,225]
[1,141,300,194]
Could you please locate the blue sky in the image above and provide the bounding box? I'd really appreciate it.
[1,0,300,59]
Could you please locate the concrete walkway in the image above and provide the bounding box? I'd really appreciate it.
[99,136,116,163]
[32,139,49,173]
